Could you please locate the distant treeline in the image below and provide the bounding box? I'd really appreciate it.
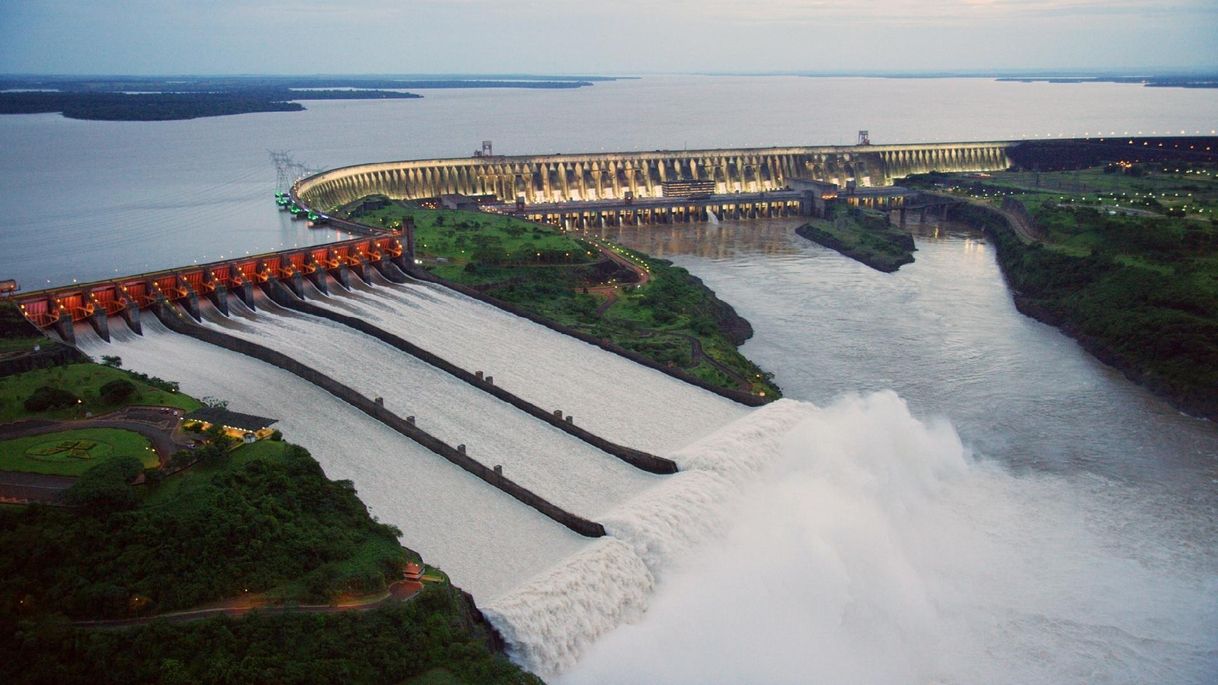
[0,74,613,121]
[0,75,613,93]
[996,76,1218,89]
[1007,137,1218,172]
[0,89,422,121]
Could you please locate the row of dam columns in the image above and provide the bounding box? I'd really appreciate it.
[296,143,1015,210]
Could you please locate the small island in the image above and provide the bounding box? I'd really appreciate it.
[0,75,609,121]
[796,208,917,273]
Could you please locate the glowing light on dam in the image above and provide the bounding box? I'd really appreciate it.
[292,141,1016,210]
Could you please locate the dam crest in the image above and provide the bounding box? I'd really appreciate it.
[292,141,1016,210]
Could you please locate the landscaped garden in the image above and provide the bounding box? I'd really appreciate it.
[0,428,156,476]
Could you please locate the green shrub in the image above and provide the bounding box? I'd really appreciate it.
[65,455,143,511]
[98,379,136,405]
[23,386,78,412]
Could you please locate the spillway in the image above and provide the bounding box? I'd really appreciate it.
[75,287,795,674]
[194,292,661,520]
[482,398,816,674]
[74,277,839,675]
[303,274,749,454]
[75,318,591,601]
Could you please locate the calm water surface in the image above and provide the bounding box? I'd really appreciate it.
[598,219,1218,488]
[3,75,1218,287]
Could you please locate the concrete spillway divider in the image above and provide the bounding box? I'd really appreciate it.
[88,305,110,342]
[403,265,770,408]
[331,263,352,290]
[227,264,257,310]
[354,257,374,286]
[285,272,305,299]
[305,261,329,295]
[53,313,76,345]
[207,283,230,317]
[148,299,607,539]
[373,257,409,284]
[259,279,679,475]
[119,297,142,335]
[175,274,202,322]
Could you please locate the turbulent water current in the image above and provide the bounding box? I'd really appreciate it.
[75,224,1217,683]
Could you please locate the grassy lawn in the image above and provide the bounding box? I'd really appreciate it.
[0,362,199,423]
[0,427,156,476]
[0,336,45,355]
[932,163,1218,219]
[355,203,596,267]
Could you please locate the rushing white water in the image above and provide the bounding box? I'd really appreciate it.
[558,392,1218,684]
[483,398,816,673]
[303,276,748,454]
[74,319,591,601]
[192,291,661,519]
[67,235,1218,682]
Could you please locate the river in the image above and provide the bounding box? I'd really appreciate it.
[8,76,1218,682]
[561,219,1218,683]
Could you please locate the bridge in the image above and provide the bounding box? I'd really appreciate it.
[291,141,1017,218]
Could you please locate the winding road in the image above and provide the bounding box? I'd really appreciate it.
[0,406,189,504]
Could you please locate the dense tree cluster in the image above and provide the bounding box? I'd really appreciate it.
[1,589,539,685]
[22,386,78,412]
[955,203,1218,418]
[64,455,144,512]
[0,443,405,620]
[97,379,135,405]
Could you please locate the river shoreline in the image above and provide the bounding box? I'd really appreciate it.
[953,204,1218,423]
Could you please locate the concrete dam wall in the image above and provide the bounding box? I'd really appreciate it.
[293,141,1016,210]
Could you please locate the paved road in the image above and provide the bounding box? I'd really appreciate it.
[0,407,186,463]
[0,470,75,504]
[0,406,189,503]
[74,581,424,630]
[925,191,1043,243]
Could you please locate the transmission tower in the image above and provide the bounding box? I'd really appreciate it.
[269,150,323,191]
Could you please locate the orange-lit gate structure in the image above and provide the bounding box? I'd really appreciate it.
[17,232,410,343]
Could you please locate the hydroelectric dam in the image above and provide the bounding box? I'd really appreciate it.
[290,138,1017,226]
[13,136,1084,673]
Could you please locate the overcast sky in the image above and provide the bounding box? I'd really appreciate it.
[2,0,1216,76]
